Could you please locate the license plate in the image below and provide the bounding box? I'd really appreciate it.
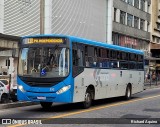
[37,97,46,100]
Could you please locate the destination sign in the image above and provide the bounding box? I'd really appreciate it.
[23,38,64,44]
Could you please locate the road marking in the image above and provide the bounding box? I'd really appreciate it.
[8,94,160,127]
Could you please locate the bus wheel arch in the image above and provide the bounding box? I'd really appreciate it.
[83,85,95,109]
[124,83,132,100]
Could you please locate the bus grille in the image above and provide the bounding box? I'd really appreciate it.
[25,81,59,87]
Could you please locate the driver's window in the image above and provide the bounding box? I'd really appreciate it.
[72,42,84,77]
[72,43,84,67]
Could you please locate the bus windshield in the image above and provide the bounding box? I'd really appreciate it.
[18,47,69,78]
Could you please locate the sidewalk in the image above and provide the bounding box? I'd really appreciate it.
[144,84,160,90]
[144,82,160,90]
[0,101,39,110]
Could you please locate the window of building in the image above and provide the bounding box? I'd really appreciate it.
[134,16,139,29]
[140,19,145,30]
[147,22,150,32]
[157,24,160,30]
[153,37,156,43]
[157,38,159,43]
[120,11,126,25]
[114,8,117,22]
[127,14,133,27]
[140,0,145,11]
[134,0,139,8]
[112,33,120,45]
[147,4,150,13]
[127,0,133,5]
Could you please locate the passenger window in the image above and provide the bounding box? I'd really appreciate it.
[122,52,128,60]
[85,46,98,67]
[110,50,117,59]
[120,61,128,69]
[129,53,137,61]
[117,52,122,60]
[137,62,144,70]
[129,62,137,69]
[138,55,143,62]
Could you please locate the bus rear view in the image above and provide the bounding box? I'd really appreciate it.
[17,35,73,109]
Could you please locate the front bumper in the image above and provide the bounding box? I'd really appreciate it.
[17,88,72,103]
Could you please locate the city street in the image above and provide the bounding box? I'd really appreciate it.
[1,0,160,127]
[0,88,160,127]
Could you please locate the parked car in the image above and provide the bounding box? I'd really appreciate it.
[0,79,9,89]
[0,81,9,103]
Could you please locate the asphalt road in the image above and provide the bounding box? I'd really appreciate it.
[0,88,160,127]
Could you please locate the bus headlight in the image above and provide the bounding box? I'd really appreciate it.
[18,85,25,92]
[56,85,71,94]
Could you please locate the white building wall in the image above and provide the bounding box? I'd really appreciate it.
[0,0,4,33]
[51,0,107,42]
[3,0,113,42]
[4,0,40,36]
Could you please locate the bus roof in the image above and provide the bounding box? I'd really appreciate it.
[22,34,144,55]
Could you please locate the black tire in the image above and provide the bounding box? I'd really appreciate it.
[124,86,132,100]
[1,94,9,103]
[12,98,18,102]
[40,102,53,109]
[83,89,92,109]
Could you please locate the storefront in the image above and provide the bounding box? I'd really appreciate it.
[0,33,20,88]
[112,33,149,50]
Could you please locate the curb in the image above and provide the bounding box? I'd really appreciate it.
[144,85,160,90]
[0,101,39,109]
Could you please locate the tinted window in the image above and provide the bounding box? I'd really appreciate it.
[0,82,4,87]
[0,80,8,85]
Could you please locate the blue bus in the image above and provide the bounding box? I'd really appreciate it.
[17,34,144,109]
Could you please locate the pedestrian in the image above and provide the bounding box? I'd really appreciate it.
[152,72,156,81]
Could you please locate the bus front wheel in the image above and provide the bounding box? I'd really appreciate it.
[40,102,53,109]
[83,89,92,109]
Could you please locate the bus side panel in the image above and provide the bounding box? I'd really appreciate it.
[73,68,144,103]
[72,68,129,102]
[129,71,144,94]
[129,71,138,94]
[73,68,109,102]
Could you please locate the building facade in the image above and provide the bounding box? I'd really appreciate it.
[1,0,154,76]
[150,0,160,72]
[112,0,151,50]
[112,0,151,74]
[2,0,113,43]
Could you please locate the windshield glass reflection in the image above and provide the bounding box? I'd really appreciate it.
[18,47,69,78]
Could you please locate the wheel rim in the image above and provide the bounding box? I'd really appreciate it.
[127,88,131,98]
[85,93,91,107]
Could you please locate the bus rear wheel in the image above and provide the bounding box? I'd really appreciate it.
[83,90,92,109]
[125,85,132,100]
[40,102,53,109]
